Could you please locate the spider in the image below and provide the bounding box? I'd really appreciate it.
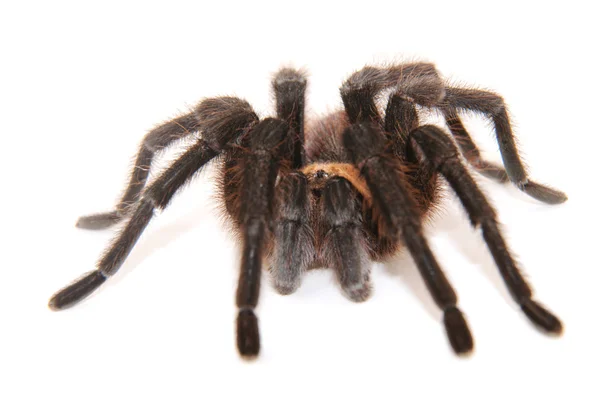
[49,62,567,358]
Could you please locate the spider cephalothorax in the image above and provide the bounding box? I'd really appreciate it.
[49,62,566,359]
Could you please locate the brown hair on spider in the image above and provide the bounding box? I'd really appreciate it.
[49,62,566,359]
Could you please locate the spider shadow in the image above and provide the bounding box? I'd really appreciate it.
[382,252,441,321]
[382,195,513,322]
[106,203,217,286]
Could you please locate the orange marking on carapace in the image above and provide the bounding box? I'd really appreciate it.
[301,162,372,203]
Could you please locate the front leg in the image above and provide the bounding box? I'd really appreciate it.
[409,125,562,334]
[49,139,219,310]
[272,68,308,169]
[235,118,291,358]
[343,122,473,354]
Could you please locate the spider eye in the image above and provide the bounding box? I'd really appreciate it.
[315,169,328,179]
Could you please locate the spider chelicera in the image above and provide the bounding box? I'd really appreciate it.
[49,62,567,358]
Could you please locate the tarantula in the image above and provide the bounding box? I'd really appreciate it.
[49,62,567,358]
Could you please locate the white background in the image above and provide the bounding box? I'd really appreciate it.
[1,1,598,399]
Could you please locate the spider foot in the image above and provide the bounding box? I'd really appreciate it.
[518,180,567,205]
[237,309,260,359]
[48,270,107,310]
[521,299,563,335]
[76,211,123,230]
[443,306,474,355]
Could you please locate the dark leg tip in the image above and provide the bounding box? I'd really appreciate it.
[521,299,563,335]
[236,309,260,359]
[76,211,122,230]
[48,270,107,311]
[519,181,568,205]
[443,306,474,355]
[48,297,61,311]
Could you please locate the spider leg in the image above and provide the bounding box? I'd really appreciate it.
[409,125,562,334]
[75,113,199,230]
[382,92,441,214]
[341,62,444,126]
[344,63,505,181]
[272,68,308,169]
[49,139,219,310]
[383,93,419,156]
[342,62,496,176]
[50,98,257,310]
[442,108,508,182]
[235,118,290,358]
[270,172,314,295]
[342,63,566,203]
[442,86,566,204]
[76,97,258,229]
[343,122,473,354]
[321,177,372,302]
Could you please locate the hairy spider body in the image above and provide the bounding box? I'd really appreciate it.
[49,63,566,359]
